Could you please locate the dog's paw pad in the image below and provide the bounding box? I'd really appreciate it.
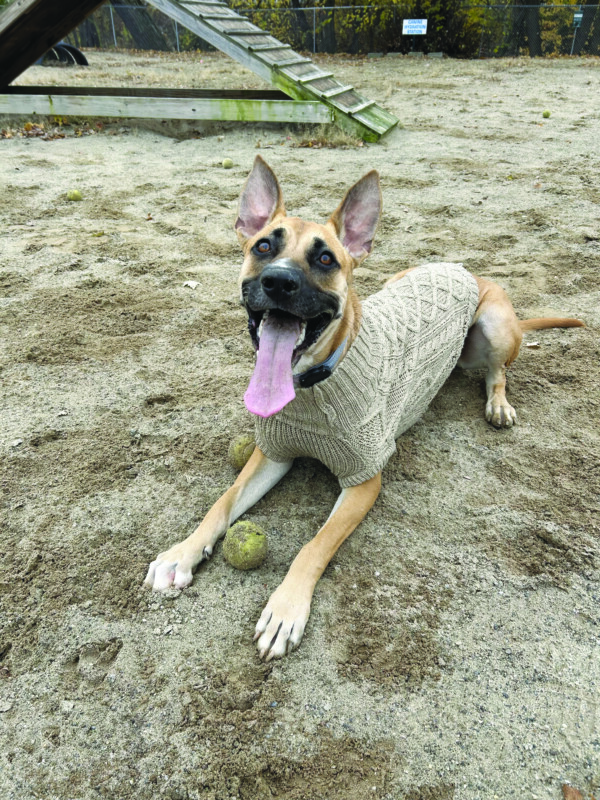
[486,402,517,428]
[144,544,200,591]
[254,590,310,660]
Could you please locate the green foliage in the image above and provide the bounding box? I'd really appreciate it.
[228,0,485,56]
[58,0,600,59]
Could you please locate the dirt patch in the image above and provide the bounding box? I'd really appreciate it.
[1,51,599,800]
[403,786,456,800]
[333,573,451,687]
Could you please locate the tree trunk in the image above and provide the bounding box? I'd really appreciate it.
[74,18,101,48]
[525,5,542,56]
[290,0,310,34]
[110,0,170,51]
[320,8,336,54]
[572,3,597,55]
[511,2,542,57]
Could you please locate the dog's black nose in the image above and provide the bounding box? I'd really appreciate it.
[260,266,303,300]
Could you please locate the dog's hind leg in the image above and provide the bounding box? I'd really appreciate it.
[254,472,382,660]
[459,277,522,428]
[145,448,292,591]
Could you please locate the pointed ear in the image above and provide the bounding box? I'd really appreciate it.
[328,171,381,262]
[234,155,285,243]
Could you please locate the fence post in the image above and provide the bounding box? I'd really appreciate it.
[175,19,180,52]
[313,7,316,53]
[109,5,117,48]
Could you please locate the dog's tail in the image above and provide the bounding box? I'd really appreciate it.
[519,317,585,331]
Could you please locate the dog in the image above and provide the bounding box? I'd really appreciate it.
[145,156,584,660]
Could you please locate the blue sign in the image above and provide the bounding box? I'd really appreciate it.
[403,19,428,35]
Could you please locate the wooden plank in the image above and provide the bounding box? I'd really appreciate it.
[347,100,375,115]
[0,0,106,85]
[321,85,354,99]
[196,13,238,20]
[0,91,333,123]
[221,28,263,35]
[249,44,291,52]
[4,85,292,100]
[296,72,334,84]
[275,57,312,68]
[352,107,396,136]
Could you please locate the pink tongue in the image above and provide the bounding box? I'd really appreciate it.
[244,314,301,418]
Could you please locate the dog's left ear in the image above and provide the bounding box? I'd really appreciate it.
[235,155,286,244]
[328,170,381,263]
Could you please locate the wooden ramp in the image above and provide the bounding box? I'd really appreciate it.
[0,0,398,140]
[146,0,398,141]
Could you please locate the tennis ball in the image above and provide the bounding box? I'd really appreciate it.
[67,189,82,201]
[222,158,234,169]
[542,110,551,119]
[227,434,255,471]
[223,521,267,570]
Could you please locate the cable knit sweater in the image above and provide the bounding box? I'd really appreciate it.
[254,263,479,487]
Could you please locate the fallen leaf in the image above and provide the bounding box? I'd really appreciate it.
[562,785,584,800]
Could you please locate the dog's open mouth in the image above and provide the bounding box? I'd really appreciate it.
[244,307,333,419]
[247,308,333,364]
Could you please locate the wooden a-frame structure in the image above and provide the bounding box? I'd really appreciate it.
[0,0,398,141]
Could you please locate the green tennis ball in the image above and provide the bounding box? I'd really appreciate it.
[542,110,551,119]
[227,434,255,471]
[223,521,267,570]
[67,189,82,201]
[222,158,234,169]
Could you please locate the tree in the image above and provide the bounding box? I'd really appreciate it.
[110,0,171,51]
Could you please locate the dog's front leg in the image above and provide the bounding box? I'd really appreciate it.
[145,448,292,591]
[254,472,382,660]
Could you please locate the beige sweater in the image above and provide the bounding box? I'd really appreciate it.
[254,263,479,487]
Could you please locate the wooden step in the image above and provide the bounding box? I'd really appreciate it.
[346,100,375,114]
[297,72,334,83]
[321,85,354,99]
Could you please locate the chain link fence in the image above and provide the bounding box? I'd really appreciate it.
[65,3,600,57]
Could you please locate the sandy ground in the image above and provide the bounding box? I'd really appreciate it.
[1,51,599,800]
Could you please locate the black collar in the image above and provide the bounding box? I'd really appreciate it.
[293,338,348,389]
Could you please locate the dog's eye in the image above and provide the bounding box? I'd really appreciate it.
[255,240,271,254]
[319,252,334,267]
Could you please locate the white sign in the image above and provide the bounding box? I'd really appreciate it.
[403,18,428,35]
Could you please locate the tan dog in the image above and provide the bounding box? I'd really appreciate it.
[145,156,583,659]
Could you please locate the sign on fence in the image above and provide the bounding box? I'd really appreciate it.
[402,19,428,36]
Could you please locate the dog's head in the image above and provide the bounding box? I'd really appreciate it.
[235,155,381,418]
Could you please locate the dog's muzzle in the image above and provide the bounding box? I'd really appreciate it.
[241,260,339,363]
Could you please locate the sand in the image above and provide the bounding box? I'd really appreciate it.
[1,51,599,800]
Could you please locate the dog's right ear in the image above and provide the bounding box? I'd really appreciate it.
[327,170,381,263]
[235,156,285,245]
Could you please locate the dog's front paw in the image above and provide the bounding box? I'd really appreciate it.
[144,541,211,591]
[486,399,517,428]
[254,584,311,660]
